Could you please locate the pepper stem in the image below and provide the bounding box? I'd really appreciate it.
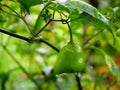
[66,21,73,43]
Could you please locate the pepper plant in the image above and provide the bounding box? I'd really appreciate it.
[0,0,120,90]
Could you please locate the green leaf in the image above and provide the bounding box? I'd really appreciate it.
[61,1,109,25]
[73,12,109,30]
[17,0,54,13]
[90,46,120,84]
[69,9,86,31]
[58,0,116,45]
[105,55,120,84]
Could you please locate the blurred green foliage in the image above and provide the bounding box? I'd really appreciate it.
[0,0,120,90]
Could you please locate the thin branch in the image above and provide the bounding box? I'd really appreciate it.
[1,4,33,35]
[21,17,34,35]
[0,28,31,42]
[41,39,59,52]
[2,4,21,17]
[4,36,11,46]
[65,21,73,43]
[52,10,56,19]
[0,9,20,18]
[82,30,103,47]
[108,28,116,46]
[58,11,68,19]
[34,2,54,30]
[51,19,64,22]
[34,38,59,52]
[68,16,80,23]
[51,19,73,43]
[34,20,52,37]
[0,28,59,52]
[75,74,83,90]
[0,45,40,89]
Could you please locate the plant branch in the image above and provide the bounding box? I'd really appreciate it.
[0,4,33,35]
[52,10,56,19]
[34,2,54,30]
[82,30,103,47]
[75,74,82,90]
[65,21,73,43]
[0,45,40,89]
[34,38,59,52]
[21,17,34,35]
[40,39,60,52]
[108,28,116,46]
[0,28,59,52]
[34,20,52,37]
[68,16,81,23]
[51,19,65,22]
[0,9,20,18]
[51,19,73,43]
[0,4,21,18]
[0,28,31,42]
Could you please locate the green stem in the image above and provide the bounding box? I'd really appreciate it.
[51,19,73,43]
[34,2,54,30]
[21,17,34,35]
[66,21,73,43]
[1,45,40,89]
[34,20,52,37]
[68,16,80,23]
[0,9,20,18]
[2,4,21,17]
[0,4,33,35]
[52,10,56,19]
[108,28,116,46]
[82,30,103,47]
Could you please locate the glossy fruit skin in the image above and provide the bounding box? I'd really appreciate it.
[54,42,85,74]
